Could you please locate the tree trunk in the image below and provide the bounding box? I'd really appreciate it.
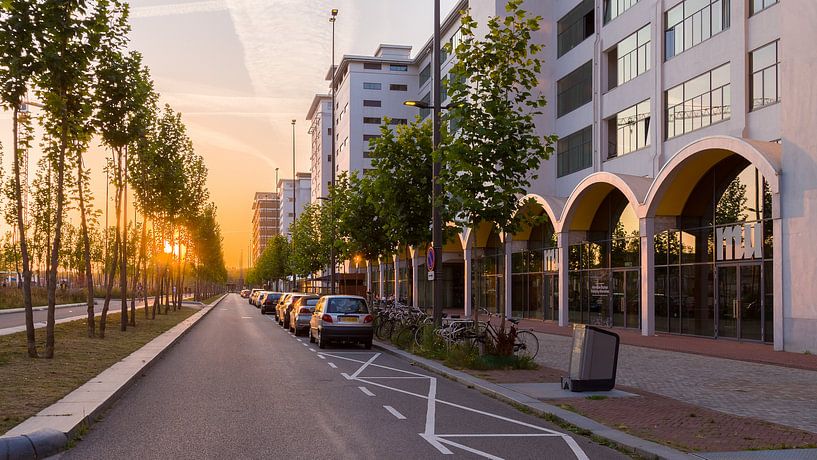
[12,108,37,358]
[45,118,70,359]
[119,147,128,331]
[77,153,95,337]
[100,153,123,339]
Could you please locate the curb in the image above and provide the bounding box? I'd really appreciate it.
[0,293,229,458]
[0,302,87,315]
[373,340,693,460]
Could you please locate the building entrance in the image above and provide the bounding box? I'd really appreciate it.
[717,262,762,340]
[611,269,639,328]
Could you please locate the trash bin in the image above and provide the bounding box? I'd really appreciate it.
[560,324,620,392]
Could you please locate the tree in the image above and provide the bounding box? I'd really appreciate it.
[289,203,326,278]
[0,0,42,357]
[443,0,556,234]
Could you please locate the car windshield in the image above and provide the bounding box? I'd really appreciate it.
[267,294,282,302]
[304,299,319,306]
[327,298,368,314]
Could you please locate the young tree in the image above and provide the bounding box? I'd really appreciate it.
[443,0,556,234]
[0,0,42,357]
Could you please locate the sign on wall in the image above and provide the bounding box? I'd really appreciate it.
[544,248,559,272]
[715,222,763,261]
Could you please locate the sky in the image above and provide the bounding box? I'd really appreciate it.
[0,0,458,271]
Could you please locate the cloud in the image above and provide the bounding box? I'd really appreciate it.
[130,1,228,18]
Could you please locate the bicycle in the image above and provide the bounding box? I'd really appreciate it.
[474,308,539,359]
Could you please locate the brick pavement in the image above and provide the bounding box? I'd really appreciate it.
[532,332,817,434]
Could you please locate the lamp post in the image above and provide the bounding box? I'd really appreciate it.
[329,8,338,295]
[291,119,297,291]
[403,0,444,325]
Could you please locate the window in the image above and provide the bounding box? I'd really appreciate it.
[390,84,408,91]
[666,63,730,139]
[558,0,594,58]
[557,126,593,177]
[665,0,730,60]
[363,100,381,107]
[389,118,407,125]
[557,61,592,117]
[363,117,381,124]
[608,99,650,158]
[364,62,381,70]
[363,151,373,158]
[751,0,777,15]
[363,82,381,90]
[750,41,779,110]
[390,64,408,72]
[608,24,650,89]
[419,92,431,119]
[327,155,332,162]
[419,64,431,87]
[363,134,380,142]
[604,0,639,24]
[327,128,332,135]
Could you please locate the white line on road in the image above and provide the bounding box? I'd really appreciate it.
[241,316,253,318]
[318,354,326,360]
[328,362,337,369]
[296,338,302,342]
[383,405,406,420]
[309,348,316,352]
[340,372,352,380]
[358,386,375,397]
[302,343,309,347]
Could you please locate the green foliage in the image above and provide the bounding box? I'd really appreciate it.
[333,171,391,261]
[249,235,291,286]
[190,203,228,284]
[443,0,556,234]
[289,203,326,277]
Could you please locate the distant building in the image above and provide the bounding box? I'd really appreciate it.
[251,191,280,262]
[277,172,312,238]
[307,94,332,205]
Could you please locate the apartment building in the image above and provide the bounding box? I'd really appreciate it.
[251,191,280,262]
[277,172,312,237]
[311,0,817,353]
[307,94,332,204]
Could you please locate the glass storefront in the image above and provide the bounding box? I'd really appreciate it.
[371,263,381,297]
[654,157,774,342]
[383,261,395,299]
[397,258,410,302]
[568,190,640,328]
[473,230,504,315]
[512,215,559,320]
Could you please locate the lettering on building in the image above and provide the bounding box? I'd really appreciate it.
[715,222,763,261]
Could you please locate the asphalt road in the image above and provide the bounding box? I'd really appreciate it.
[61,294,625,459]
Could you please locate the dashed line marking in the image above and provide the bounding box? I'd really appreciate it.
[328,362,337,369]
[358,386,375,397]
[383,405,406,420]
[302,343,309,347]
[318,354,326,360]
[309,348,316,352]
[340,372,352,380]
[296,338,303,342]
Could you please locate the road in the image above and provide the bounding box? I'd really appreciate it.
[62,294,625,459]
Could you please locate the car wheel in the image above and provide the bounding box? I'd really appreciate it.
[318,331,326,349]
[289,325,295,334]
[309,329,315,343]
[364,340,372,350]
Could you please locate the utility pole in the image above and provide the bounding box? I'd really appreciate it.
[431,0,444,326]
[329,8,338,295]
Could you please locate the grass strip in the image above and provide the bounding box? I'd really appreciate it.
[0,307,196,435]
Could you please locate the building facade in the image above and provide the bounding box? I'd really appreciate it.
[314,0,817,353]
[251,191,280,262]
[307,94,332,204]
[277,173,312,237]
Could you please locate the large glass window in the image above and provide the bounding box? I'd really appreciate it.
[665,0,730,60]
[610,24,651,89]
[750,41,779,111]
[511,216,558,321]
[557,61,593,117]
[419,63,431,87]
[666,63,730,139]
[750,0,777,15]
[558,0,594,58]
[363,82,381,90]
[604,0,640,24]
[608,99,650,158]
[557,126,593,177]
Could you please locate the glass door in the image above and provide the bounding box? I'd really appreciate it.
[611,271,625,327]
[739,263,762,341]
[717,266,738,338]
[625,269,640,329]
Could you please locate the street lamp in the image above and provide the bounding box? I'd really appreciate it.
[329,8,338,295]
[291,119,297,291]
[403,0,444,326]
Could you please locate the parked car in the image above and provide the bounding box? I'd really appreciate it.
[254,290,269,308]
[260,292,283,315]
[309,295,373,349]
[288,295,320,335]
[278,293,312,328]
[249,289,262,305]
[240,289,250,298]
[274,293,293,321]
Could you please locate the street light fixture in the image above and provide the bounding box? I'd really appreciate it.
[291,119,297,291]
[403,100,458,110]
[329,8,338,295]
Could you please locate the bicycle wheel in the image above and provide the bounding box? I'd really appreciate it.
[514,330,539,359]
[413,323,434,348]
[393,325,415,347]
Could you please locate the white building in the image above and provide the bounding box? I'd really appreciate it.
[307,94,332,204]
[276,173,312,238]
[311,0,817,353]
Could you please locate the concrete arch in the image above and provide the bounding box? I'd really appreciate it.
[560,172,653,231]
[645,135,782,217]
[513,194,565,236]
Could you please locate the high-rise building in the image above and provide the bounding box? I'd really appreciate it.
[277,173,312,237]
[308,0,817,353]
[251,191,280,262]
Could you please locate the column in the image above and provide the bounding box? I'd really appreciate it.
[411,255,420,308]
[504,234,513,319]
[365,261,372,293]
[393,254,399,302]
[378,259,385,300]
[639,217,655,337]
[557,232,569,327]
[772,192,783,351]
[464,247,473,319]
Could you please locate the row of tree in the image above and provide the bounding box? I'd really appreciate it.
[248,1,555,305]
[0,0,227,358]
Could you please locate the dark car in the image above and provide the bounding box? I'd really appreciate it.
[260,292,283,315]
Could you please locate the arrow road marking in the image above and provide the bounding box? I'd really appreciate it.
[384,405,407,420]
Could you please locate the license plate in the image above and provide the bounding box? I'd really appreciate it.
[340,316,358,323]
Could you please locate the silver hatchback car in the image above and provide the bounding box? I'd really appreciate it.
[288,296,320,335]
[309,295,373,349]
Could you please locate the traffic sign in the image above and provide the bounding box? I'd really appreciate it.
[427,271,435,281]
[426,245,436,272]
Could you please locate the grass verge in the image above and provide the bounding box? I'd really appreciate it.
[0,307,197,435]
[202,294,224,305]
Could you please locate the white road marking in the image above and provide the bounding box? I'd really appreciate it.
[241,316,253,318]
[328,362,337,369]
[350,353,380,379]
[309,348,316,352]
[296,338,302,342]
[318,354,326,360]
[437,438,501,460]
[340,372,352,380]
[383,405,406,420]
[358,386,375,397]
[302,343,309,347]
